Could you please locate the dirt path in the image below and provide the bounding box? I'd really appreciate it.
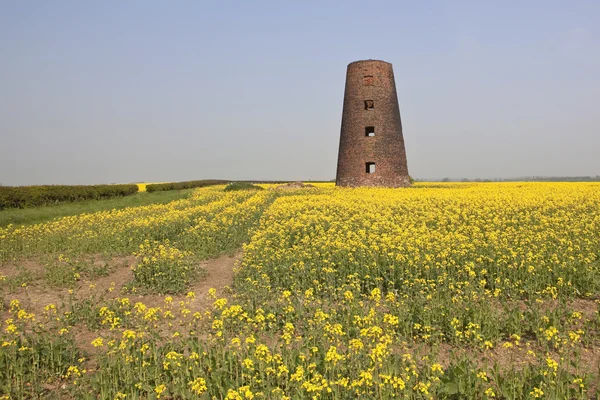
[87,251,241,311]
[90,250,242,312]
[188,251,240,308]
[2,251,241,316]
[73,252,242,356]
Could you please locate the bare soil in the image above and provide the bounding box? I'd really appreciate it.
[273,181,316,190]
[1,251,240,319]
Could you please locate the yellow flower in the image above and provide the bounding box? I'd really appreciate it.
[243,358,254,370]
[530,387,544,398]
[349,338,364,353]
[370,287,381,302]
[226,389,243,400]
[9,299,20,311]
[5,324,18,335]
[325,346,345,366]
[291,366,305,382]
[188,377,207,395]
[64,366,81,379]
[213,298,228,310]
[415,381,430,395]
[122,330,137,340]
[544,326,559,341]
[431,363,444,374]
[254,344,272,362]
[546,356,558,373]
[155,384,167,398]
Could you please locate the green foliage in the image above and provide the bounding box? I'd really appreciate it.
[437,358,479,398]
[0,184,138,210]
[146,180,227,192]
[128,240,195,294]
[0,304,81,399]
[44,257,110,289]
[223,182,264,192]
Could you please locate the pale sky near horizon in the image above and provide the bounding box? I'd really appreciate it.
[1,1,599,185]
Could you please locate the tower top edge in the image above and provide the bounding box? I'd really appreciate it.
[347,59,392,67]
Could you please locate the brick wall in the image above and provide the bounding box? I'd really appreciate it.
[335,60,410,188]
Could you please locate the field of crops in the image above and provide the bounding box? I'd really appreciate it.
[1,182,599,399]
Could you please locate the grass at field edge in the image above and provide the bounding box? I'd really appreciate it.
[0,189,193,228]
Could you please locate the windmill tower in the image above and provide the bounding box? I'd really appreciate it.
[335,60,410,187]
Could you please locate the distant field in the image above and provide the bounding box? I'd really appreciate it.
[135,182,167,192]
[1,182,599,399]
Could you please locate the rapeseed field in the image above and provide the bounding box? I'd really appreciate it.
[0,183,599,399]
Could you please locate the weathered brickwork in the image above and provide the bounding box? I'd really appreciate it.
[335,60,410,187]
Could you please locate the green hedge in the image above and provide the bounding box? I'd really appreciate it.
[145,180,228,193]
[0,184,139,210]
[224,182,264,192]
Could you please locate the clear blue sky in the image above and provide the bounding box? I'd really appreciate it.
[1,1,598,185]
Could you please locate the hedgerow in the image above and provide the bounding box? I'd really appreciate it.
[0,184,138,210]
[145,180,228,192]
[223,182,264,191]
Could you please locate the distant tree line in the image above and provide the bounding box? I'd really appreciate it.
[0,179,335,211]
[145,180,229,192]
[0,184,138,210]
[146,179,339,192]
[431,176,600,183]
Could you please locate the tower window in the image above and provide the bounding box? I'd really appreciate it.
[365,126,375,137]
[363,75,374,85]
[364,100,374,110]
[366,162,376,174]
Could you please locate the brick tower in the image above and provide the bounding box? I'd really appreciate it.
[335,60,410,187]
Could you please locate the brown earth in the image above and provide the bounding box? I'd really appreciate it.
[273,182,316,190]
[1,251,240,329]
